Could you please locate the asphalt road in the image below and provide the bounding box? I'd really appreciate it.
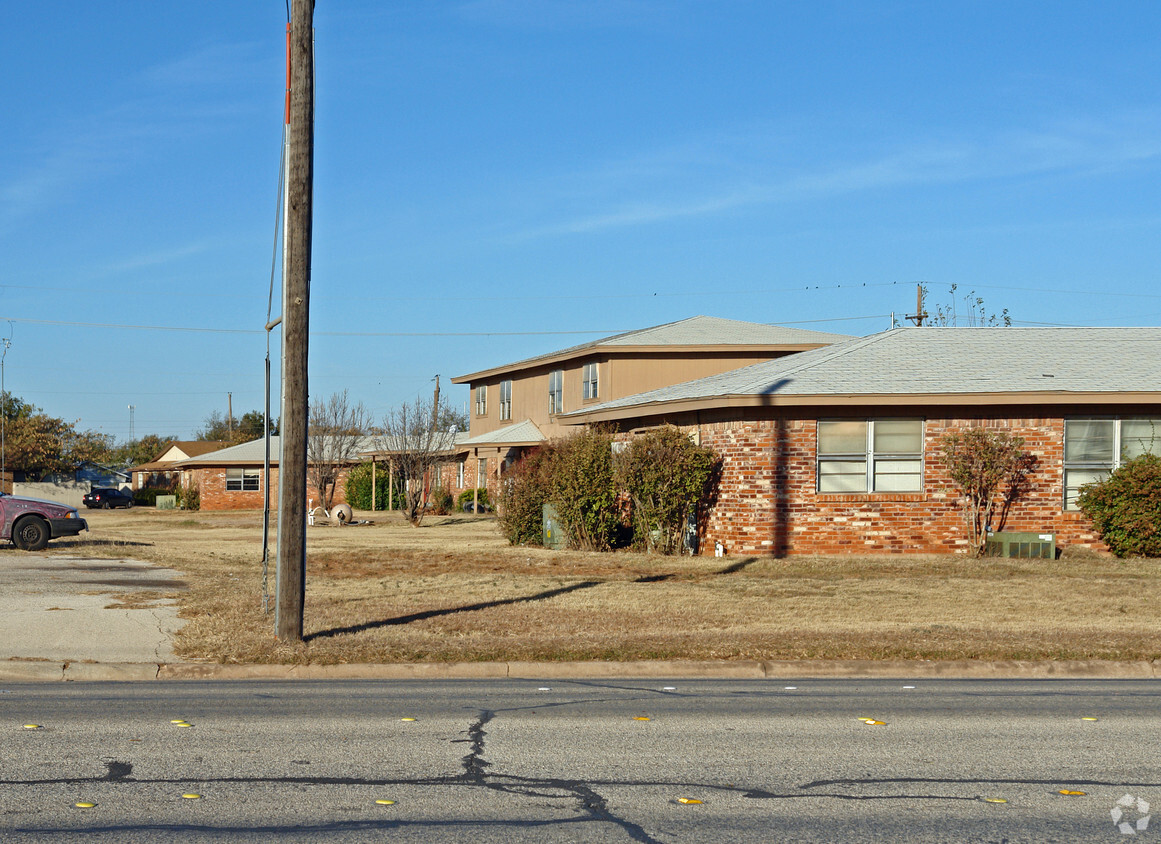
[1,678,1158,842]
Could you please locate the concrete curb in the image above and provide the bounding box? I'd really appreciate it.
[0,659,1157,683]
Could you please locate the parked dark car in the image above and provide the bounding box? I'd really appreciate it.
[82,487,134,509]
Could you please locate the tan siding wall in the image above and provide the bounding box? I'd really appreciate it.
[467,350,799,439]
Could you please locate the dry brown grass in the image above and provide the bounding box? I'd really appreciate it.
[57,508,1161,665]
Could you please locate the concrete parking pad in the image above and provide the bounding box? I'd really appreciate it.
[0,554,186,663]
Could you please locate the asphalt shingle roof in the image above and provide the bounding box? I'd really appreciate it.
[564,327,1161,416]
[453,315,851,382]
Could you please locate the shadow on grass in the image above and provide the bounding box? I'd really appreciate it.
[306,580,603,641]
[716,556,759,575]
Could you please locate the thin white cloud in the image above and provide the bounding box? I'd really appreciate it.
[505,111,1161,240]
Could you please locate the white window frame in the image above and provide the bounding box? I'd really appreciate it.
[499,380,512,421]
[548,369,563,415]
[816,419,924,493]
[226,467,260,492]
[457,460,465,489]
[475,385,487,416]
[582,362,599,400]
[1064,417,1161,510]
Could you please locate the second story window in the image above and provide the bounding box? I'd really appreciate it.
[548,369,563,414]
[475,385,487,416]
[499,380,512,421]
[582,362,599,400]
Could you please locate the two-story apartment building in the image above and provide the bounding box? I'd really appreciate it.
[451,315,851,496]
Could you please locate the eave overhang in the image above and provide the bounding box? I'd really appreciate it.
[561,391,1161,425]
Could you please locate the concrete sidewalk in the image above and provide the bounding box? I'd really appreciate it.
[0,553,186,667]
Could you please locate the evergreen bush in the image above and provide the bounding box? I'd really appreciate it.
[615,425,719,554]
[548,427,620,551]
[497,448,556,545]
[1078,453,1161,558]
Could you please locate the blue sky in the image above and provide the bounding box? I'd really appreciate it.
[4,1,1160,442]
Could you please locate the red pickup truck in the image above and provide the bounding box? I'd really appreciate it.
[1,492,88,551]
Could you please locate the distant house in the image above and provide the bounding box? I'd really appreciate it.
[561,327,1161,556]
[130,441,230,491]
[451,315,850,499]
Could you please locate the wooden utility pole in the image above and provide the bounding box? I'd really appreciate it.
[276,0,314,641]
[906,283,927,326]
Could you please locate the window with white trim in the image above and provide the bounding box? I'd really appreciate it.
[457,460,465,489]
[1064,418,1161,510]
[548,369,563,415]
[499,380,512,421]
[582,362,599,400]
[226,467,260,491]
[817,420,923,493]
[474,385,487,416]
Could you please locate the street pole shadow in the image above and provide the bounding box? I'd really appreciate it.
[306,580,603,641]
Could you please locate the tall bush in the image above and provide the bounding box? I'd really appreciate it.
[549,427,620,551]
[497,447,556,546]
[344,462,396,511]
[1078,453,1161,558]
[940,428,1033,557]
[615,426,719,554]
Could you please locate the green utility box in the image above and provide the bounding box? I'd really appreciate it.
[984,531,1056,559]
[542,503,567,550]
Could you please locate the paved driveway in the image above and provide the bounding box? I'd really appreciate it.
[0,553,186,664]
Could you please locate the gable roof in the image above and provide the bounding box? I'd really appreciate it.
[563,327,1161,422]
[177,437,283,466]
[132,440,232,472]
[451,315,852,384]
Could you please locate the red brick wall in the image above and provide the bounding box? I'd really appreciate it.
[190,466,355,512]
[683,412,1105,556]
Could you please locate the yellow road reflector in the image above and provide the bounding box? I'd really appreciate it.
[983,797,1008,804]
[181,793,201,800]
[1081,717,1099,722]
[676,798,703,805]
[1058,790,1087,796]
[375,799,396,806]
[170,719,187,724]
[74,802,96,809]
[861,719,887,726]
[174,723,193,728]
[633,716,651,721]
[22,724,41,730]
[400,718,417,722]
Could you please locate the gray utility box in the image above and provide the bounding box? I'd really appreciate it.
[155,495,177,511]
[984,531,1056,559]
[542,503,567,550]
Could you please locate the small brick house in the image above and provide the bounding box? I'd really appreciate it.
[562,327,1161,556]
[129,441,230,491]
[178,435,369,512]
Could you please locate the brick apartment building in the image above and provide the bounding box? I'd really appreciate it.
[562,327,1161,556]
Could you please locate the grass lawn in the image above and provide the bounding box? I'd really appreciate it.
[60,508,1161,665]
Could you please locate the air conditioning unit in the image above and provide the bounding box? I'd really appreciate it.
[984,531,1056,559]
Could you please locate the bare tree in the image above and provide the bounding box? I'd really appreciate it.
[376,393,458,526]
[307,390,370,511]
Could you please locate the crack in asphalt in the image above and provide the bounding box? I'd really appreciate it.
[8,710,1157,840]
